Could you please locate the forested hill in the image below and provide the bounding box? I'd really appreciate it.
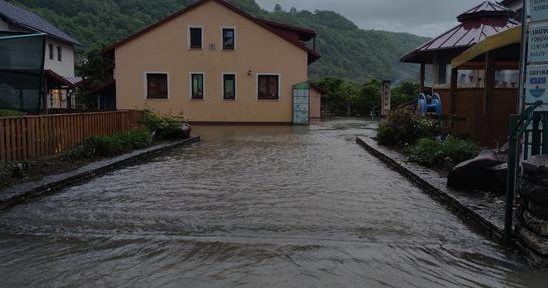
[12,0,429,82]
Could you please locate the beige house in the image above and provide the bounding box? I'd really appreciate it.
[104,0,320,124]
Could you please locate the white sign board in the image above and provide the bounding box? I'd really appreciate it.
[531,0,548,21]
[525,0,548,111]
[526,64,548,110]
[528,23,548,63]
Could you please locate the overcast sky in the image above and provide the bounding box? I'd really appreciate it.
[255,0,485,37]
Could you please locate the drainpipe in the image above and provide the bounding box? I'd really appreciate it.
[518,1,528,113]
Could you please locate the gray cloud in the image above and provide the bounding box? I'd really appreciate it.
[255,0,484,37]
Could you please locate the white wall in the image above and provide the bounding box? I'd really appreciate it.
[44,39,75,77]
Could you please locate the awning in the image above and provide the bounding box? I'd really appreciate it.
[451,25,522,68]
[45,70,82,88]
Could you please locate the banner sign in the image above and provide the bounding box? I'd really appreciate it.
[292,83,310,125]
[381,80,391,117]
[528,23,548,63]
[526,64,548,104]
[531,0,548,21]
[525,0,548,110]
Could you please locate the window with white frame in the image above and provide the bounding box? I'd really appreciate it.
[146,73,168,99]
[222,27,235,50]
[191,73,204,100]
[223,74,236,100]
[257,74,279,100]
[189,27,203,49]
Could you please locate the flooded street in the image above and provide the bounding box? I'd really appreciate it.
[0,119,546,287]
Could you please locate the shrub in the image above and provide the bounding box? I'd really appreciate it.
[406,136,480,168]
[440,136,480,164]
[405,138,442,167]
[142,110,184,140]
[377,124,397,146]
[0,109,24,118]
[81,129,152,158]
[377,111,439,147]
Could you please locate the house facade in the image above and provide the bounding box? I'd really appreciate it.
[105,0,320,124]
[0,0,81,111]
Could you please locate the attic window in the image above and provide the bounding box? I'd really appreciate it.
[189,27,203,49]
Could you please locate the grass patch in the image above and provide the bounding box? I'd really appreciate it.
[80,129,152,158]
[0,129,153,191]
[0,109,25,118]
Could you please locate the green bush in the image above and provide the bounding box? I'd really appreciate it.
[81,129,152,158]
[406,136,480,168]
[0,109,25,118]
[405,138,443,167]
[377,124,397,146]
[143,109,184,140]
[440,136,480,164]
[377,111,439,147]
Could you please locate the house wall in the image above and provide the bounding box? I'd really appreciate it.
[114,0,308,123]
[436,87,518,147]
[310,88,321,118]
[44,38,75,77]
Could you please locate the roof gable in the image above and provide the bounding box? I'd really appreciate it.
[401,1,518,63]
[104,0,319,63]
[0,0,80,45]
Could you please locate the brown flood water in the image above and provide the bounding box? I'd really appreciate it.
[0,119,547,287]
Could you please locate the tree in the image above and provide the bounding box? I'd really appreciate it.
[76,43,110,109]
[391,81,419,108]
[355,80,381,116]
[274,4,283,13]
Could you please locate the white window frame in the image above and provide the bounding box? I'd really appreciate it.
[221,72,237,101]
[256,73,281,101]
[188,25,204,49]
[144,72,170,100]
[189,72,206,100]
[221,26,236,50]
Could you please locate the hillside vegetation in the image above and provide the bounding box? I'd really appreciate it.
[13,0,428,82]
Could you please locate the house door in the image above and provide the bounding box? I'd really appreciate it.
[293,82,310,125]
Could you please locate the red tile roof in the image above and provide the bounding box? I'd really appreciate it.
[45,70,82,88]
[103,0,320,63]
[401,1,518,63]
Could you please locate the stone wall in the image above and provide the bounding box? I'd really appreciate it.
[518,155,548,258]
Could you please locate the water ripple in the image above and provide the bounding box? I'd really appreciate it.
[0,119,546,287]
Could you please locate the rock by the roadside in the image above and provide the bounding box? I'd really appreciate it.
[447,150,506,195]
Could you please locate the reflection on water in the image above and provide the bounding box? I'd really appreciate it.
[0,119,546,287]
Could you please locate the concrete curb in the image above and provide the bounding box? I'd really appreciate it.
[0,136,201,211]
[356,136,505,242]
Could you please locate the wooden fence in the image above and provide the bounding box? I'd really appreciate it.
[0,110,144,162]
